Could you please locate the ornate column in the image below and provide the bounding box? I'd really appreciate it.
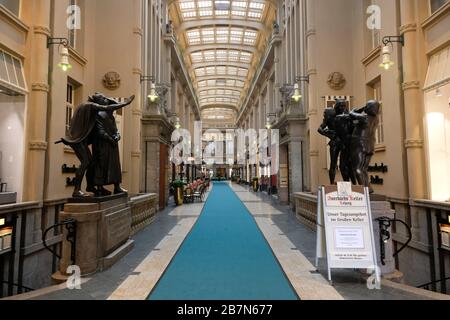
[400,0,427,200]
[22,0,51,201]
[306,0,320,191]
[399,0,427,242]
[130,0,143,194]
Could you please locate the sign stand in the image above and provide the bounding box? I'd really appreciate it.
[315,183,380,287]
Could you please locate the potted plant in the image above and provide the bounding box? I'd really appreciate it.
[172,180,185,206]
[252,177,259,192]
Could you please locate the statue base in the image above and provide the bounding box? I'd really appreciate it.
[55,193,134,277]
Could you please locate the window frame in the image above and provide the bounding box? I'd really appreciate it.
[68,0,77,49]
[66,82,75,136]
[0,0,21,17]
[429,0,449,15]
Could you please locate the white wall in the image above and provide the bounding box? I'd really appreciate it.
[0,94,25,201]
[424,83,450,202]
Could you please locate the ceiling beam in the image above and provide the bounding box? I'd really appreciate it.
[196,86,244,92]
[186,44,257,54]
[199,94,241,100]
[200,104,239,112]
[177,19,265,32]
[193,75,248,82]
[198,88,243,94]
[191,61,250,70]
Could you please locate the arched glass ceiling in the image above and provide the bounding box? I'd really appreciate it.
[171,0,274,119]
[191,49,253,64]
[179,0,266,21]
[202,108,236,121]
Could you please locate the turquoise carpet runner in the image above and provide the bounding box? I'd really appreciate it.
[148,182,298,300]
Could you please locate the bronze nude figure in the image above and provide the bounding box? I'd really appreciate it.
[318,99,354,185]
[349,100,380,193]
[318,99,380,192]
[56,93,135,197]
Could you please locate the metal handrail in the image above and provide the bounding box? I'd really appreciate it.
[1,281,34,292]
[417,277,450,290]
[42,219,77,265]
[376,217,412,265]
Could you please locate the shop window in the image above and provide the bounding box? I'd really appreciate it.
[430,0,449,14]
[0,94,25,202]
[424,47,450,202]
[0,0,20,16]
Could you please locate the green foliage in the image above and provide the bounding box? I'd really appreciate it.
[172,180,186,188]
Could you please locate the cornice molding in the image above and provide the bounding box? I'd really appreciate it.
[362,46,381,66]
[0,5,29,32]
[421,1,450,29]
[68,47,87,66]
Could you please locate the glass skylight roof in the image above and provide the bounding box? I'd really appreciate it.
[173,1,271,111]
[186,26,258,46]
[179,0,266,21]
[194,66,248,78]
[199,89,242,97]
[190,50,252,64]
[200,97,240,105]
[197,79,245,88]
[202,108,236,120]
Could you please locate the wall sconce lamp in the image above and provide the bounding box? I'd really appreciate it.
[167,112,181,129]
[47,37,72,72]
[141,76,159,102]
[265,113,277,129]
[292,76,309,102]
[380,35,404,71]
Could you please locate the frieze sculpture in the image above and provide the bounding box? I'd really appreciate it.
[318,99,380,193]
[56,93,135,197]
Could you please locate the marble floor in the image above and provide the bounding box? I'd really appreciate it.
[4,183,449,300]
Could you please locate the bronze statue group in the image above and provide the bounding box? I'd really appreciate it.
[57,91,380,198]
[57,93,135,198]
[318,99,381,193]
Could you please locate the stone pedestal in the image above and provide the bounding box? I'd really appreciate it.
[55,194,134,278]
[370,197,403,281]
